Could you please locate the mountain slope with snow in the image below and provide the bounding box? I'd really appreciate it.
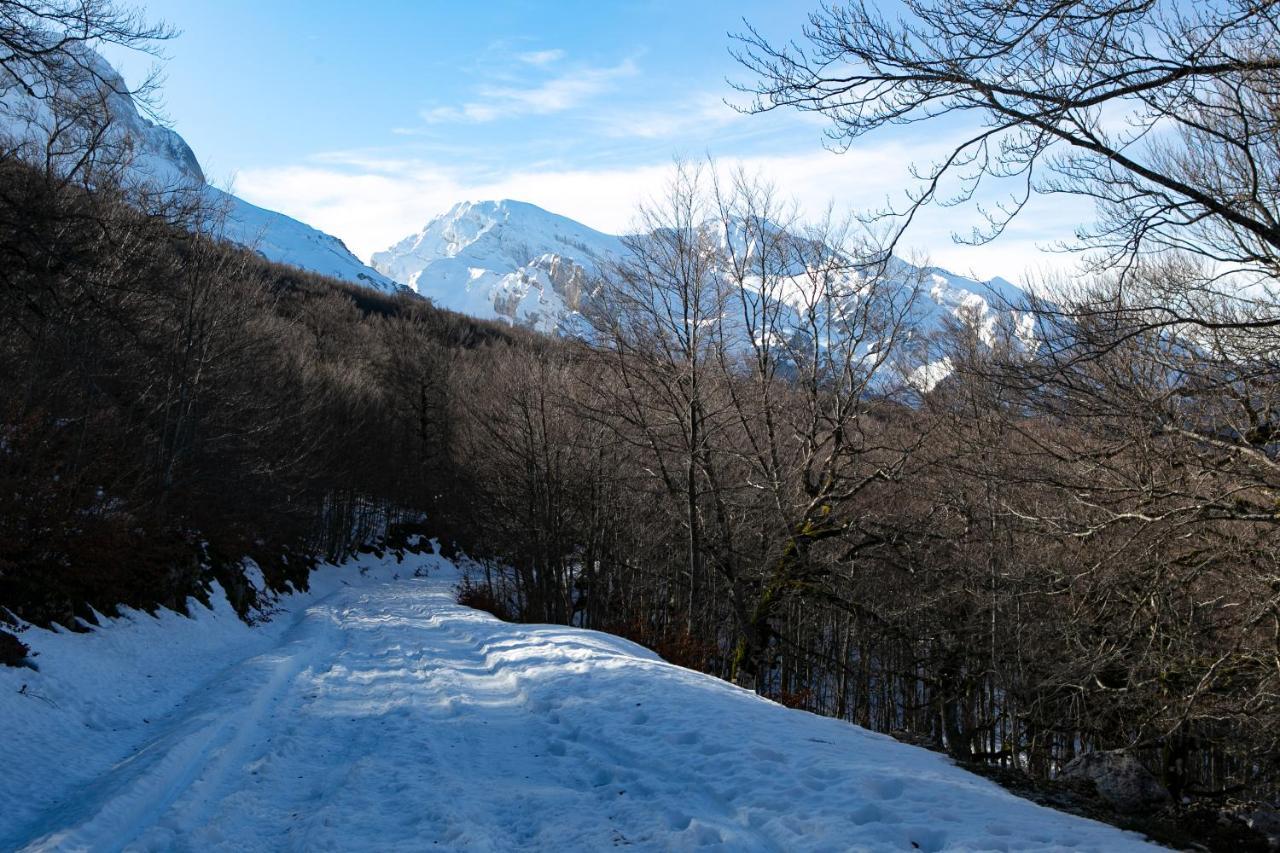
[373,200,622,333]
[0,48,398,293]
[375,200,1033,362]
[0,551,1160,852]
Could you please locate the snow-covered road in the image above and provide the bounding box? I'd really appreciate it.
[2,553,1160,851]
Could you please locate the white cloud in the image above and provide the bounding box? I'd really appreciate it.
[602,92,742,140]
[420,58,638,124]
[518,49,565,66]
[420,103,503,123]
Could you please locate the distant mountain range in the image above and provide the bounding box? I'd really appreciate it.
[1,48,1033,385]
[372,199,1036,387]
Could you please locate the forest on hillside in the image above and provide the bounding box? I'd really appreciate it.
[2,0,1279,841]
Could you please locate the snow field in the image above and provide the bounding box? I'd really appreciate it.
[1,552,1160,851]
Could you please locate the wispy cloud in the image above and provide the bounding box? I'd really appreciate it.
[420,58,638,124]
[599,91,742,140]
[420,103,503,123]
[518,48,564,66]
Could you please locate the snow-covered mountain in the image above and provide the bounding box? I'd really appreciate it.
[0,48,398,293]
[375,199,1034,380]
[373,200,621,333]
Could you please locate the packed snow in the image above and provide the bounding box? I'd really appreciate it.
[2,550,1161,851]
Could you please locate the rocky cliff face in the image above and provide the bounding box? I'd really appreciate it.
[372,199,622,333]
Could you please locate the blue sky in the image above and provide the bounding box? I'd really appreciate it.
[105,0,1082,279]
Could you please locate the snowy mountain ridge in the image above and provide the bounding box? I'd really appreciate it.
[375,199,1037,384]
[0,47,399,293]
[373,199,621,334]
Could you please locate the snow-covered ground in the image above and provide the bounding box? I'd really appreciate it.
[1,552,1160,852]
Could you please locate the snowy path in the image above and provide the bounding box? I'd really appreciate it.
[2,554,1160,852]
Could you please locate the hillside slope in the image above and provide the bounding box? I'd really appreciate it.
[0,47,398,292]
[1,552,1159,851]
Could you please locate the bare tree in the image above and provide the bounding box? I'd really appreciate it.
[734,1,1280,277]
[706,167,926,687]
[0,0,175,116]
[585,162,732,636]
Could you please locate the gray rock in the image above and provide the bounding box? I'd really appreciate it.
[1059,750,1171,813]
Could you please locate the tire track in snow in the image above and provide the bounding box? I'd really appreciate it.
[17,592,346,852]
[9,558,1164,852]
